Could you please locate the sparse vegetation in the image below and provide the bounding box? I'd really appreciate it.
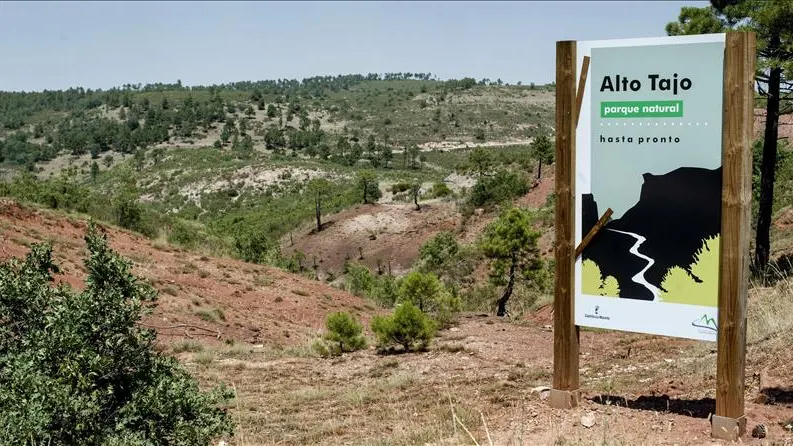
[0,73,556,278]
[468,170,530,210]
[317,311,368,356]
[6,60,793,446]
[194,306,226,322]
[371,302,436,353]
[172,340,206,353]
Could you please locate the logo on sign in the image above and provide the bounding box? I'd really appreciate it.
[584,305,610,321]
[691,314,718,333]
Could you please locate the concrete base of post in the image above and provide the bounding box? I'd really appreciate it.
[711,414,746,441]
[549,388,580,409]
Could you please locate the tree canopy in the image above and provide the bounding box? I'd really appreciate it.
[666,0,793,269]
[481,207,544,316]
[0,223,234,444]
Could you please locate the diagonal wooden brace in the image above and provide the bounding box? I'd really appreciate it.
[574,56,590,128]
[575,208,612,258]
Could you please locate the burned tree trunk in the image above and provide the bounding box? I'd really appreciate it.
[496,254,517,317]
[755,44,782,270]
[315,193,322,232]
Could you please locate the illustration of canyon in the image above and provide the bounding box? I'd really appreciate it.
[581,166,721,307]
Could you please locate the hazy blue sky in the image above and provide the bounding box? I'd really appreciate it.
[0,1,708,92]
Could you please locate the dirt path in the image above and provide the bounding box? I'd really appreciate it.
[389,139,535,154]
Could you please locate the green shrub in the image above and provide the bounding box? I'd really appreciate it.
[427,182,453,198]
[396,271,461,327]
[0,222,234,445]
[234,232,280,265]
[322,312,368,355]
[114,195,143,230]
[345,262,375,297]
[418,231,459,274]
[311,339,332,358]
[433,290,462,329]
[391,182,412,193]
[469,169,529,209]
[167,218,203,249]
[371,302,436,352]
[398,271,444,312]
[370,275,399,308]
[461,283,500,312]
[342,263,401,308]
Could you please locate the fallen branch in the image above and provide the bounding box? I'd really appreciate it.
[140,323,221,338]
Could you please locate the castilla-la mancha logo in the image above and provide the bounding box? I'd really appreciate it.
[584,305,610,321]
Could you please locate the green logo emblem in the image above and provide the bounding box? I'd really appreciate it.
[692,314,717,332]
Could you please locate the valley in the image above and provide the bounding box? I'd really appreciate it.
[1,72,792,445]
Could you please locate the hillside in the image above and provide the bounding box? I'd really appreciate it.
[3,74,793,445]
[2,198,792,445]
[0,76,558,280]
[0,199,380,347]
[0,76,553,172]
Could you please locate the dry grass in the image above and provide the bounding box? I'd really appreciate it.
[187,350,498,445]
[194,306,225,323]
[747,275,793,347]
[193,351,215,366]
[172,339,204,353]
[165,271,793,446]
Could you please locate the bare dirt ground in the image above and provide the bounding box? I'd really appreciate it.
[418,139,533,152]
[188,309,793,446]
[2,199,793,445]
[283,201,460,278]
[0,199,380,348]
[173,165,348,207]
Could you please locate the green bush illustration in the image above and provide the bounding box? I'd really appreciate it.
[582,259,620,297]
[659,235,720,306]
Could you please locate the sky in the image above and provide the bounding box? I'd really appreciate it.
[0,1,709,92]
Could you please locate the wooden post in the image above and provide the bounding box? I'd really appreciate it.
[712,31,755,441]
[551,40,580,409]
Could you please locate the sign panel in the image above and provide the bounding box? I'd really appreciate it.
[575,34,726,341]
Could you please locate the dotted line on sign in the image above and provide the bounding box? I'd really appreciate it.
[600,122,709,127]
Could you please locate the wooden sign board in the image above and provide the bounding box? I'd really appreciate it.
[552,33,755,441]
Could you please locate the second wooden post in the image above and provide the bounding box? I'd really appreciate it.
[551,40,580,409]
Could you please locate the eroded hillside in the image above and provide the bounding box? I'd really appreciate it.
[0,199,381,347]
